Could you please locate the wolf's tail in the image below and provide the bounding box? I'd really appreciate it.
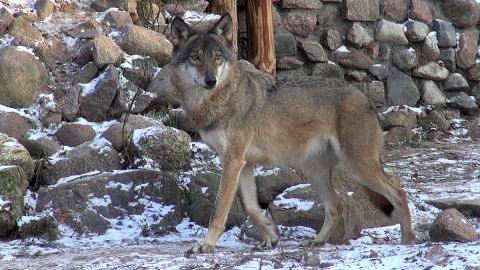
[364,188,394,217]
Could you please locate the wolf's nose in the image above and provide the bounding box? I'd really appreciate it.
[204,76,217,88]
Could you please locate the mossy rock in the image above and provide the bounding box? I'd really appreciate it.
[0,166,28,237]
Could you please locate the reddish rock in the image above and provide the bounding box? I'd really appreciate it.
[410,0,436,24]
[430,208,479,243]
[381,0,408,22]
[283,12,317,37]
[457,30,479,70]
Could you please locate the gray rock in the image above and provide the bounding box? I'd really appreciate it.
[18,131,61,159]
[0,46,49,108]
[269,183,364,244]
[36,170,183,234]
[130,126,191,172]
[443,73,469,92]
[347,70,368,82]
[111,80,156,117]
[115,24,172,66]
[426,197,480,218]
[469,118,480,140]
[100,122,134,152]
[0,166,28,237]
[368,64,389,81]
[81,65,119,122]
[393,48,418,71]
[0,7,14,34]
[188,173,246,229]
[375,19,408,45]
[380,0,408,22]
[410,0,435,24]
[412,62,449,81]
[146,64,180,107]
[35,0,55,21]
[308,61,344,79]
[448,92,480,115]
[39,138,123,185]
[276,56,304,70]
[346,23,373,49]
[427,110,451,131]
[323,29,342,50]
[432,20,456,48]
[440,0,480,28]
[72,62,100,85]
[384,127,416,144]
[282,0,323,9]
[404,20,429,42]
[429,208,479,242]
[0,134,35,183]
[387,67,420,106]
[457,30,479,70]
[121,55,157,89]
[7,16,44,46]
[255,166,303,207]
[56,123,96,147]
[104,10,133,28]
[383,110,417,129]
[283,12,317,37]
[419,33,440,63]
[274,30,297,57]
[419,80,447,106]
[333,47,373,70]
[439,48,456,72]
[343,0,380,21]
[355,81,386,107]
[468,63,480,81]
[63,84,82,122]
[0,112,34,140]
[298,41,327,62]
[92,35,124,68]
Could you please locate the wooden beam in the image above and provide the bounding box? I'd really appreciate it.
[245,0,276,74]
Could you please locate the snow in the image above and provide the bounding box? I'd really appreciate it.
[336,45,350,53]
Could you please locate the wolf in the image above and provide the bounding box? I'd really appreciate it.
[169,13,415,254]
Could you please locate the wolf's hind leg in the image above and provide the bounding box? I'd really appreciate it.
[239,164,281,248]
[300,156,343,247]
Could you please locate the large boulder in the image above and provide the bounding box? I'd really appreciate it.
[115,24,172,66]
[0,134,35,183]
[80,65,119,122]
[0,166,28,237]
[129,126,191,172]
[145,64,181,107]
[187,173,246,229]
[39,138,123,185]
[269,183,364,243]
[35,170,184,234]
[0,46,49,108]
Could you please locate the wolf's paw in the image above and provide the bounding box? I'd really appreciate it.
[299,239,325,247]
[185,243,215,255]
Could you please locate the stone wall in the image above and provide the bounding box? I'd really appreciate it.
[238,0,480,115]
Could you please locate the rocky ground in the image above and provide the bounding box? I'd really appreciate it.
[0,139,479,270]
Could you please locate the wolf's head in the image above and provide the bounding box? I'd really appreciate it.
[169,14,237,90]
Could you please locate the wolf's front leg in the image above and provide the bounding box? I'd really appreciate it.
[186,156,246,254]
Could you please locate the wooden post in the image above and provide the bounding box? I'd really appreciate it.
[245,0,276,74]
[206,0,238,48]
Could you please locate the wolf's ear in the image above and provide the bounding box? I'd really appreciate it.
[171,16,192,47]
[210,13,233,44]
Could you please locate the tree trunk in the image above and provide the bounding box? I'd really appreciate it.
[206,0,238,48]
[245,0,276,74]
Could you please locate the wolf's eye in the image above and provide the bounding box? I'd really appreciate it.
[191,55,199,60]
[215,52,222,60]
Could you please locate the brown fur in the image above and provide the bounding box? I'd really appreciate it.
[169,14,415,254]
